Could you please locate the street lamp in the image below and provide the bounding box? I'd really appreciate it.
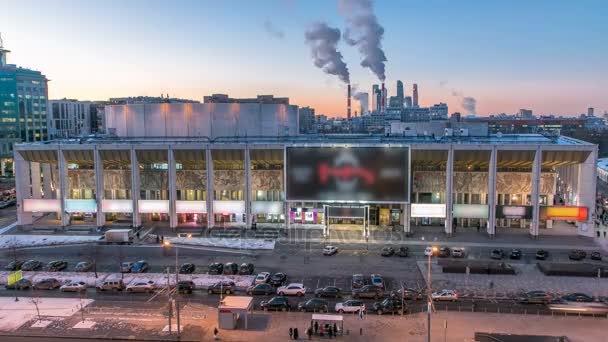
[427,246,438,342]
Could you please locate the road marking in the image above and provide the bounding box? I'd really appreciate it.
[0,221,18,234]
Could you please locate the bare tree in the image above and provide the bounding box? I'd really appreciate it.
[5,236,20,264]
[117,245,125,280]
[30,297,42,321]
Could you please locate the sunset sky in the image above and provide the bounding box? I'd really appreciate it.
[1,0,606,117]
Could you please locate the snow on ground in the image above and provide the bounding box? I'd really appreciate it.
[0,297,94,332]
[0,235,101,249]
[168,237,275,250]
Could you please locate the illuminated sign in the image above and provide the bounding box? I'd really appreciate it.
[452,204,489,219]
[327,206,366,218]
[176,201,207,213]
[411,203,446,218]
[213,200,245,214]
[252,201,283,215]
[540,206,588,221]
[102,200,133,213]
[23,199,61,212]
[65,199,97,213]
[496,206,532,219]
[138,200,169,214]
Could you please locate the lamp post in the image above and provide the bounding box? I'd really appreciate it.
[427,246,438,342]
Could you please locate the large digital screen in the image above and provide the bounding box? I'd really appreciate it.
[286,146,409,202]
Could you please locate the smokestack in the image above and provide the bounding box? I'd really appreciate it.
[381,83,385,112]
[347,83,352,119]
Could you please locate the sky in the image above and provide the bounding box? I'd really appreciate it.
[1,0,606,117]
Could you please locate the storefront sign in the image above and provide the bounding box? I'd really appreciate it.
[411,203,446,218]
[23,199,61,213]
[102,200,133,213]
[176,201,207,214]
[327,206,366,218]
[452,204,489,219]
[495,205,532,219]
[252,201,283,215]
[304,212,314,222]
[138,200,169,214]
[65,199,97,213]
[540,206,588,221]
[213,200,245,214]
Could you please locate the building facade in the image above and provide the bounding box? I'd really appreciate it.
[49,100,97,138]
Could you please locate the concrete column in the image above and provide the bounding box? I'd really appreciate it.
[58,149,69,227]
[30,162,42,199]
[94,149,105,228]
[130,148,141,228]
[445,147,454,236]
[245,146,252,228]
[15,151,33,225]
[576,147,598,237]
[487,147,497,236]
[168,148,177,229]
[402,203,411,234]
[41,164,53,199]
[0,158,5,177]
[530,147,541,238]
[205,147,215,229]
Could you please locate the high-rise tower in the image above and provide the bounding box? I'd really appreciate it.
[412,83,419,108]
[396,80,404,108]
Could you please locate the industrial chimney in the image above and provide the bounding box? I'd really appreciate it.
[347,83,352,119]
[381,83,385,112]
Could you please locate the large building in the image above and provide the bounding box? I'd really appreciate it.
[396,80,404,108]
[298,106,315,134]
[48,100,97,138]
[14,127,598,240]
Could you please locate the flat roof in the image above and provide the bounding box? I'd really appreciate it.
[312,314,343,321]
[598,158,608,172]
[219,296,253,310]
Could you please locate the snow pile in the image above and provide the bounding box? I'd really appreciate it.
[0,297,94,332]
[168,237,275,250]
[0,235,101,249]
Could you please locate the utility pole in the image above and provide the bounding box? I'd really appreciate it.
[174,246,180,337]
[427,247,437,342]
[167,267,172,335]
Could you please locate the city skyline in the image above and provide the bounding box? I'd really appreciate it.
[1,0,606,117]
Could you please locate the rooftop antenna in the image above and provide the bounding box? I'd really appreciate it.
[0,32,4,48]
[0,32,9,67]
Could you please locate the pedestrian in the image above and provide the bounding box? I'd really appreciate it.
[314,321,318,335]
[213,327,219,340]
[319,325,324,337]
[156,235,160,244]
[289,327,293,339]
[328,326,333,339]
[333,323,338,336]
[307,327,312,340]
[294,328,299,340]
[136,231,140,240]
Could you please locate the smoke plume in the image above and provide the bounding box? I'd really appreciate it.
[339,0,387,81]
[263,20,285,39]
[462,97,477,115]
[304,22,350,84]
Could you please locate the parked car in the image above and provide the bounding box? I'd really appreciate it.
[260,296,290,311]
[126,281,155,293]
[131,260,149,273]
[60,281,87,292]
[335,300,365,313]
[352,274,365,289]
[74,261,94,272]
[390,288,424,301]
[396,246,409,257]
[179,263,196,274]
[21,260,43,271]
[5,260,24,271]
[277,283,306,296]
[590,251,602,261]
[269,272,288,286]
[96,279,125,292]
[372,298,405,315]
[509,249,522,260]
[208,262,224,275]
[315,286,342,298]
[298,298,329,313]
[223,262,239,275]
[490,249,504,260]
[323,246,338,256]
[247,283,275,296]
[568,250,586,261]
[381,246,395,257]
[239,263,255,275]
[431,289,458,302]
[424,247,437,256]
[5,279,32,290]
[177,280,195,294]
[33,278,61,290]
[352,285,384,299]
[562,293,594,303]
[254,272,271,284]
[370,274,384,289]
[536,250,549,260]
[208,281,236,295]
[120,262,135,273]
[46,260,68,272]
[438,247,451,258]
[519,291,552,304]
[451,248,464,258]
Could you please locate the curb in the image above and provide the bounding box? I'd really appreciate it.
[0,332,199,341]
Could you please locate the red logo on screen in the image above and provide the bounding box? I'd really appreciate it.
[318,163,375,185]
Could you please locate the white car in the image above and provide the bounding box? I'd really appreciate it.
[126,281,155,293]
[432,289,458,302]
[335,300,366,313]
[424,247,435,256]
[60,281,87,292]
[370,274,384,289]
[451,248,465,258]
[255,272,271,284]
[323,246,338,255]
[277,283,307,296]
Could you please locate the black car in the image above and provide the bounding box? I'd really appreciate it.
[562,293,594,303]
[315,286,342,298]
[396,246,409,257]
[46,260,68,272]
[352,274,365,289]
[536,250,549,260]
[33,278,61,290]
[177,280,195,294]
[438,247,451,258]
[239,263,255,275]
[179,263,196,274]
[247,283,275,296]
[260,296,290,311]
[390,288,424,301]
[297,298,329,313]
[509,249,522,260]
[352,285,384,299]
[5,279,32,290]
[568,250,586,261]
[208,281,236,295]
[4,260,24,271]
[372,298,405,315]
[381,246,395,257]
[269,272,287,286]
[208,262,224,275]
[490,249,504,260]
[519,291,552,304]
[21,260,43,271]
[590,251,602,261]
[223,262,239,275]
